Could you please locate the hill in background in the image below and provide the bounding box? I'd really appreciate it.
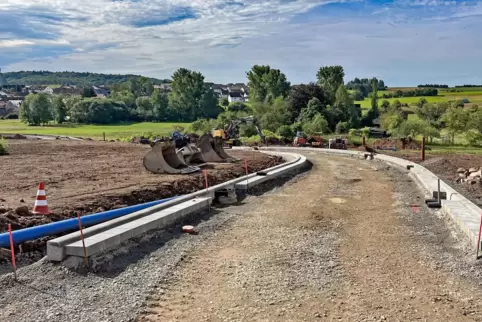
[3,71,171,86]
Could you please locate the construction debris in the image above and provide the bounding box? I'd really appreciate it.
[455,167,482,184]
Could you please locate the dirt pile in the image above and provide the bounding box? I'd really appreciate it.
[372,138,422,150]
[131,136,152,144]
[1,134,27,140]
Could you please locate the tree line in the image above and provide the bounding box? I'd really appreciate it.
[417,84,448,88]
[379,88,438,99]
[4,71,169,86]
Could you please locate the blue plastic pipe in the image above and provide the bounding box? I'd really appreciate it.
[0,196,179,247]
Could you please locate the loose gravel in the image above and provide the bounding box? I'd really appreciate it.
[3,152,482,321]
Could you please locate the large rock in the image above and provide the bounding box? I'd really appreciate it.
[457,168,466,173]
[469,167,479,173]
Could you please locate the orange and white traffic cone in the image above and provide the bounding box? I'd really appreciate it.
[32,182,52,215]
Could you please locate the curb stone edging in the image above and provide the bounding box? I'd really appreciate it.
[47,151,308,262]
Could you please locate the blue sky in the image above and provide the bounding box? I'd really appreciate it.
[1,0,482,86]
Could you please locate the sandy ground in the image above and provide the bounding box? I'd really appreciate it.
[138,153,482,322]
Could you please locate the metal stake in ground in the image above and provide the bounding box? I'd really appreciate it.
[244,158,249,194]
[477,214,482,259]
[203,169,211,212]
[421,136,425,161]
[76,211,89,267]
[8,224,17,280]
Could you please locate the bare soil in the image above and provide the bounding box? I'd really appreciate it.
[378,149,482,207]
[137,153,482,322]
[0,140,281,256]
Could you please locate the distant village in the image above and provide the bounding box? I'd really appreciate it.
[0,69,250,118]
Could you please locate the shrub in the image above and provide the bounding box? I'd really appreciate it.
[335,121,349,134]
[0,138,8,155]
[5,113,18,119]
[277,125,294,139]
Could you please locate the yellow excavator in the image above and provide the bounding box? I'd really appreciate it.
[212,116,266,148]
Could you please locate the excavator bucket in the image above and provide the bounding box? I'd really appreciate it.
[196,134,226,162]
[177,145,206,164]
[212,137,237,161]
[143,141,200,174]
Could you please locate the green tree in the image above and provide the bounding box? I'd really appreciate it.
[392,118,440,142]
[51,95,67,123]
[169,68,220,121]
[392,99,402,110]
[334,84,353,121]
[381,100,390,111]
[316,65,345,103]
[380,111,404,132]
[303,113,329,135]
[287,83,327,122]
[110,90,136,109]
[277,125,294,140]
[136,96,153,121]
[442,107,470,143]
[370,78,378,111]
[251,97,290,132]
[417,97,428,109]
[416,102,448,129]
[64,95,82,113]
[298,97,323,123]
[20,93,52,125]
[150,89,169,121]
[247,65,290,102]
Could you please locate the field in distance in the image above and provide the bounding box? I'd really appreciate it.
[0,119,190,139]
[355,86,482,109]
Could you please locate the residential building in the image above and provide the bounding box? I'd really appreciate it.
[0,100,21,116]
[92,85,110,98]
[228,91,244,103]
[154,83,172,91]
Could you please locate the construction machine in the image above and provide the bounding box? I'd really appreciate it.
[328,137,348,150]
[212,116,266,148]
[293,131,307,147]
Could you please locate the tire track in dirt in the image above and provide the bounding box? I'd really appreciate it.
[138,153,482,322]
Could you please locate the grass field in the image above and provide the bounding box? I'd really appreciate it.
[0,120,190,139]
[356,87,482,109]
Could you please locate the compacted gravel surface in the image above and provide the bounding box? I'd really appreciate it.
[3,152,482,322]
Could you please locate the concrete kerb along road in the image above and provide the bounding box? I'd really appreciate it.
[259,146,482,250]
[47,150,309,262]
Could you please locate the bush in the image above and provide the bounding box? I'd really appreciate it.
[465,130,482,146]
[277,125,294,139]
[5,113,19,119]
[0,138,8,155]
[335,121,349,134]
[189,118,217,134]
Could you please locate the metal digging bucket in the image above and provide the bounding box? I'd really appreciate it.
[143,141,200,174]
[178,144,206,164]
[196,134,226,162]
[212,137,237,161]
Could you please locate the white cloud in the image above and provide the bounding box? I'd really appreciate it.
[2,0,482,86]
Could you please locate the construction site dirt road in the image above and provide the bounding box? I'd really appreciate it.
[3,153,482,322]
[141,153,482,322]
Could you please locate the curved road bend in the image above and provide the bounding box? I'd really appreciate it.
[140,152,482,322]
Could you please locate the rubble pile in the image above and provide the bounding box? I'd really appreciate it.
[455,167,482,184]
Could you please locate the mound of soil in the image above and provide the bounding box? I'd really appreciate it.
[131,136,151,144]
[1,134,27,140]
[372,138,421,150]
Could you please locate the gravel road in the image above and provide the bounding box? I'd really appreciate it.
[3,152,482,321]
